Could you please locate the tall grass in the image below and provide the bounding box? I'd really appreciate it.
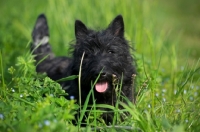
[0,0,199,131]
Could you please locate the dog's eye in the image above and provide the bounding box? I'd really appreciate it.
[108,50,114,54]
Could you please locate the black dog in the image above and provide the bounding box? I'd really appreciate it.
[31,14,136,123]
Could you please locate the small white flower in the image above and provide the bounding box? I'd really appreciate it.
[44,120,50,126]
[185,119,188,123]
[155,93,159,97]
[163,98,166,102]
[20,94,23,98]
[70,96,75,100]
[11,88,15,92]
[0,114,4,119]
[174,90,177,95]
[148,104,151,108]
[184,90,187,94]
[176,109,181,113]
[189,96,194,101]
[162,89,166,93]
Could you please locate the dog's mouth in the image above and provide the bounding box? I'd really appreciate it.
[95,81,108,93]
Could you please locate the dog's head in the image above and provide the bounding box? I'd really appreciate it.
[72,15,134,94]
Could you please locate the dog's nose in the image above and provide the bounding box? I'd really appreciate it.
[94,72,107,78]
[100,72,108,79]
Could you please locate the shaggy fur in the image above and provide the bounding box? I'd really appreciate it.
[31,14,136,123]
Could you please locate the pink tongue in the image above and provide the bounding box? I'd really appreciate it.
[95,82,108,93]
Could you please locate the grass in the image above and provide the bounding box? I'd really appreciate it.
[0,0,200,131]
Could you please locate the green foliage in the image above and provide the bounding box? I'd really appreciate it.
[0,54,78,131]
[0,0,200,131]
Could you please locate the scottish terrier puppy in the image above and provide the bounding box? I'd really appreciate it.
[31,14,136,123]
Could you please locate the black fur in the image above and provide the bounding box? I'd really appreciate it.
[31,14,71,81]
[31,14,136,123]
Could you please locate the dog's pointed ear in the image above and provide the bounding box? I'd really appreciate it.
[32,14,49,45]
[107,15,124,37]
[75,20,88,39]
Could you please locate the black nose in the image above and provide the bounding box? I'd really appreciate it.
[94,72,107,78]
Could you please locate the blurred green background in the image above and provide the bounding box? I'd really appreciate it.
[0,0,199,81]
[153,0,200,62]
[0,0,200,67]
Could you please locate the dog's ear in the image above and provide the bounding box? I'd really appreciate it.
[107,15,124,37]
[75,20,88,39]
[32,14,49,45]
